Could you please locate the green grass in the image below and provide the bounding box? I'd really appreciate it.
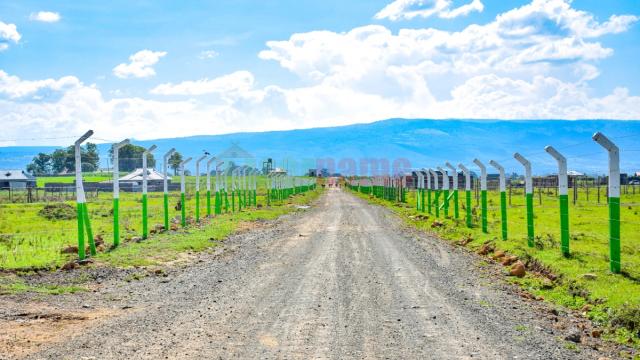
[0,176,319,270]
[352,186,640,347]
[0,277,87,295]
[36,174,112,187]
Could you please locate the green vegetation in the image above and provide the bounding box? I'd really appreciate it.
[35,174,112,187]
[1,175,319,270]
[26,143,100,175]
[108,144,157,172]
[352,186,640,347]
[0,277,87,295]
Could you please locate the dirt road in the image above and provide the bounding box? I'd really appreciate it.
[24,188,597,359]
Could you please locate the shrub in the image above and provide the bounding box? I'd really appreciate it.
[38,203,76,220]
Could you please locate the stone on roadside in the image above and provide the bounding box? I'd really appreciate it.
[501,255,517,266]
[477,243,493,255]
[509,261,526,278]
[61,261,79,271]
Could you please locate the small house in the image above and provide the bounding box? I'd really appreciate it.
[0,170,36,190]
[118,168,171,186]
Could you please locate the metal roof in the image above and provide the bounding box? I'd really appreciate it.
[1,169,35,180]
[118,168,171,181]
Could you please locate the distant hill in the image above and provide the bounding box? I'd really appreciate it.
[1,119,639,175]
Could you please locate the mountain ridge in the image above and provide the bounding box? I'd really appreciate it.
[1,119,639,175]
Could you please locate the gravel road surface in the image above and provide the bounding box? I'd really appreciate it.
[27,188,598,359]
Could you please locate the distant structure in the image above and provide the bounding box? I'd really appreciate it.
[263,158,274,175]
[270,167,287,175]
[0,170,36,189]
[117,168,171,186]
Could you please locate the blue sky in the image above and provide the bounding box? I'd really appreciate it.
[0,0,639,146]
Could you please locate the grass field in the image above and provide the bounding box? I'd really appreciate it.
[352,185,640,347]
[35,174,112,187]
[0,175,317,270]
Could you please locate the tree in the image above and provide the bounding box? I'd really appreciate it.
[84,143,100,172]
[32,143,100,175]
[108,144,156,172]
[26,153,52,175]
[51,149,67,174]
[169,152,183,175]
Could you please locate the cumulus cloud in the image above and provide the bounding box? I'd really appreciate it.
[1,0,639,145]
[375,0,484,21]
[29,11,61,23]
[495,0,638,38]
[0,70,82,100]
[0,21,20,51]
[113,50,167,79]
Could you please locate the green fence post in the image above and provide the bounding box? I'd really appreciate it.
[545,146,570,257]
[459,163,472,227]
[438,167,450,218]
[473,159,488,233]
[514,153,534,247]
[113,197,120,244]
[593,132,621,273]
[74,130,93,260]
[142,145,157,239]
[443,189,449,217]
[179,157,192,227]
[426,170,432,214]
[445,163,459,219]
[195,154,208,223]
[163,148,176,231]
[142,193,148,237]
[82,202,96,256]
[206,157,216,218]
[430,169,440,218]
[206,189,211,216]
[181,192,186,227]
[416,184,421,211]
[466,190,472,226]
[77,202,85,260]
[112,139,129,247]
[215,160,224,215]
[490,160,508,241]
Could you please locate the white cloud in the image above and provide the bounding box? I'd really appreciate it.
[440,74,640,119]
[29,11,61,23]
[0,70,82,99]
[375,0,484,21]
[199,50,219,59]
[1,0,639,146]
[259,0,637,102]
[151,71,255,98]
[113,50,167,79]
[495,0,638,38]
[0,21,20,51]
